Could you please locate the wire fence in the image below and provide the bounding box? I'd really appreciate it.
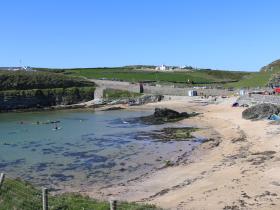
[0,173,158,210]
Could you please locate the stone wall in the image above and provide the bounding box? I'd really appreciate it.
[237,94,280,106]
[92,79,236,97]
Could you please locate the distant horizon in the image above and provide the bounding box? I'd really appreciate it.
[0,64,259,72]
[1,0,280,71]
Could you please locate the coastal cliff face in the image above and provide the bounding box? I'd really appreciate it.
[0,70,96,111]
[0,87,95,111]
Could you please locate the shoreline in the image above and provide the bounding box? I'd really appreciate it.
[79,96,280,210]
[65,97,223,199]
[3,95,280,209]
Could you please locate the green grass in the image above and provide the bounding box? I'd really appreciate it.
[0,70,94,91]
[224,66,280,88]
[35,67,280,88]
[103,89,142,100]
[56,68,250,85]
[0,178,160,210]
[224,71,272,88]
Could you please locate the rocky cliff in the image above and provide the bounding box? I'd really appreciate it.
[0,87,95,111]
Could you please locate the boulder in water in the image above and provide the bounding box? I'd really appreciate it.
[154,108,188,118]
[242,103,280,120]
[139,108,198,125]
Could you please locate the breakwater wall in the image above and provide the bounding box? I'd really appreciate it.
[92,80,236,97]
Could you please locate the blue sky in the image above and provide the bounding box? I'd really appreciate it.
[0,0,280,71]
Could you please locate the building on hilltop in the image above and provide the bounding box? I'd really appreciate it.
[155,64,167,71]
[5,66,35,71]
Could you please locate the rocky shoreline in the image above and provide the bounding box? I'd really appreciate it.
[0,94,164,113]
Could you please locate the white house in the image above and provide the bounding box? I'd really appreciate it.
[155,65,167,71]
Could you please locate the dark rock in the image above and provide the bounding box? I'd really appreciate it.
[101,106,124,111]
[139,108,198,125]
[242,103,280,120]
[136,127,198,142]
[154,108,184,118]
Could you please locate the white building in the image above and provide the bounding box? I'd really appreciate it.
[6,66,35,72]
[155,64,167,71]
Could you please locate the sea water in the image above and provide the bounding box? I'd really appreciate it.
[0,109,199,190]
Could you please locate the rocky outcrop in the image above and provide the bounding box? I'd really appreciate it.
[0,87,95,111]
[129,95,164,105]
[135,127,198,142]
[154,108,188,118]
[138,108,199,125]
[260,59,280,72]
[108,95,164,106]
[268,73,280,87]
[242,103,280,120]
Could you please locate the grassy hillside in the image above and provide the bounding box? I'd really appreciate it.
[0,70,94,91]
[35,63,280,88]
[226,59,280,88]
[39,67,251,85]
[224,71,272,88]
[0,178,159,210]
[260,59,280,73]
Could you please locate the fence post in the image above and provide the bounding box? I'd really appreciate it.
[0,173,5,190]
[110,199,117,210]
[42,188,48,210]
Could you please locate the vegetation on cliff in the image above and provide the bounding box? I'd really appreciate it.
[0,87,95,110]
[0,70,96,110]
[0,70,94,91]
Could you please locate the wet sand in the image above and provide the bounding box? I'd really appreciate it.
[85,96,280,210]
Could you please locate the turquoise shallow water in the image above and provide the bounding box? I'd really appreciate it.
[0,109,199,190]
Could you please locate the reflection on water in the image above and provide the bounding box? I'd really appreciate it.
[0,109,199,190]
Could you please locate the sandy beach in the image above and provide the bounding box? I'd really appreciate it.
[85,96,280,210]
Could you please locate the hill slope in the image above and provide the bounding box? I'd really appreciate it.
[0,70,94,91]
[259,59,280,87]
[260,59,280,73]
[226,59,280,88]
[38,67,251,85]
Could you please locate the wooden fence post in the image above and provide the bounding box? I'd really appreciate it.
[42,188,48,210]
[110,199,117,210]
[0,173,5,189]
